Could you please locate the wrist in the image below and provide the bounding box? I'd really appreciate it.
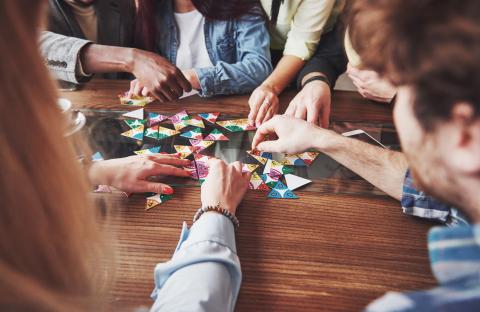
[261,81,280,95]
[312,128,342,152]
[125,48,139,73]
[302,73,330,89]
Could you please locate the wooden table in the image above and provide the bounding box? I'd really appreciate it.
[61,80,436,312]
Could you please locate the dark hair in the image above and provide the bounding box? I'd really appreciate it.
[348,0,480,130]
[135,0,265,51]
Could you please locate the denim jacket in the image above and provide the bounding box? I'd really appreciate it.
[155,0,272,97]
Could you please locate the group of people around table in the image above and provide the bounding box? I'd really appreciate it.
[1,0,479,311]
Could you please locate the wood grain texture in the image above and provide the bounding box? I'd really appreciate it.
[61,80,435,311]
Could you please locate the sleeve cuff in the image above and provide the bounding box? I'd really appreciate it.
[194,67,216,97]
[179,212,237,254]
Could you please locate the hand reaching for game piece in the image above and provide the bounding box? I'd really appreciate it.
[248,84,280,127]
[285,79,331,128]
[252,115,337,154]
[201,159,251,215]
[89,154,191,194]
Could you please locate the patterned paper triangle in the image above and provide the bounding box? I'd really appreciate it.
[242,163,259,173]
[122,108,144,119]
[91,151,104,162]
[295,152,320,166]
[180,127,203,140]
[247,150,273,160]
[267,181,298,199]
[169,110,191,131]
[185,115,205,128]
[145,193,173,210]
[148,112,169,126]
[174,145,197,158]
[134,146,161,155]
[198,112,220,124]
[285,174,312,191]
[125,119,146,129]
[280,154,307,166]
[204,128,229,141]
[119,93,154,107]
[189,139,215,151]
[184,164,199,180]
[216,118,256,132]
[260,173,279,188]
[248,154,269,165]
[121,125,144,141]
[263,159,294,179]
[249,172,270,191]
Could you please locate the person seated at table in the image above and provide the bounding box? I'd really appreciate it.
[40,0,192,102]
[0,3,249,311]
[247,0,345,127]
[252,0,480,310]
[129,0,272,98]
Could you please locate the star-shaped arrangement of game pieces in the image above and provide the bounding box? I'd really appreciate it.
[243,149,319,200]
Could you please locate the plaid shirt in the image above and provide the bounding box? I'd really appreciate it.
[364,170,480,311]
[401,169,469,227]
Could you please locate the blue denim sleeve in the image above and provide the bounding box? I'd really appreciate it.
[150,213,241,312]
[401,170,468,226]
[195,14,272,97]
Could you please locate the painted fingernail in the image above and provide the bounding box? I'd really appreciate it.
[163,186,174,195]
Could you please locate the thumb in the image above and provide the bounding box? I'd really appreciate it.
[256,140,282,153]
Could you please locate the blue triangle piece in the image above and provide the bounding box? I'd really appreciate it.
[273,181,288,190]
[293,158,307,166]
[267,188,282,199]
[283,189,299,199]
[267,181,299,199]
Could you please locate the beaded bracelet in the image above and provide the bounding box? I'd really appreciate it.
[193,203,239,230]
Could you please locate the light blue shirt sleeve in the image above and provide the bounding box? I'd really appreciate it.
[150,212,242,312]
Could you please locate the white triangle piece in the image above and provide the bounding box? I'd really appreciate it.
[122,108,144,119]
[284,174,311,191]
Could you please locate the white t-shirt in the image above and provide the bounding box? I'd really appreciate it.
[174,9,214,70]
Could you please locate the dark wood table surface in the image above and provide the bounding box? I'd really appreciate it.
[61,79,436,312]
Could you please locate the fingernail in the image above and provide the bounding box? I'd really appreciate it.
[163,186,174,195]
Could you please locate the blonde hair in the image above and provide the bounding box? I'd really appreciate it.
[0,0,111,310]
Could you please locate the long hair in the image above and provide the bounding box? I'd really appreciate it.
[0,0,111,310]
[135,0,265,51]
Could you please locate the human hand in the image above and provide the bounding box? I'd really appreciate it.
[129,49,192,102]
[182,69,201,91]
[89,154,191,194]
[251,115,330,154]
[248,84,280,127]
[201,159,251,215]
[285,80,331,127]
[346,63,396,103]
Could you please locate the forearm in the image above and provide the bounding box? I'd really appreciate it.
[81,44,135,75]
[314,129,408,200]
[262,55,305,94]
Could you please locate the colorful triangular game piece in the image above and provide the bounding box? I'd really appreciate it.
[185,115,205,128]
[169,110,191,131]
[148,112,169,126]
[295,152,320,166]
[204,128,229,141]
[285,174,312,191]
[122,108,144,119]
[280,154,307,166]
[180,127,203,140]
[263,159,294,179]
[91,151,104,162]
[125,119,146,129]
[247,150,273,160]
[134,146,161,155]
[267,181,298,199]
[189,139,215,151]
[198,112,220,124]
[174,145,197,158]
[119,93,155,106]
[216,118,256,132]
[260,173,279,188]
[145,193,173,210]
[249,172,270,191]
[242,163,259,173]
[121,125,144,141]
